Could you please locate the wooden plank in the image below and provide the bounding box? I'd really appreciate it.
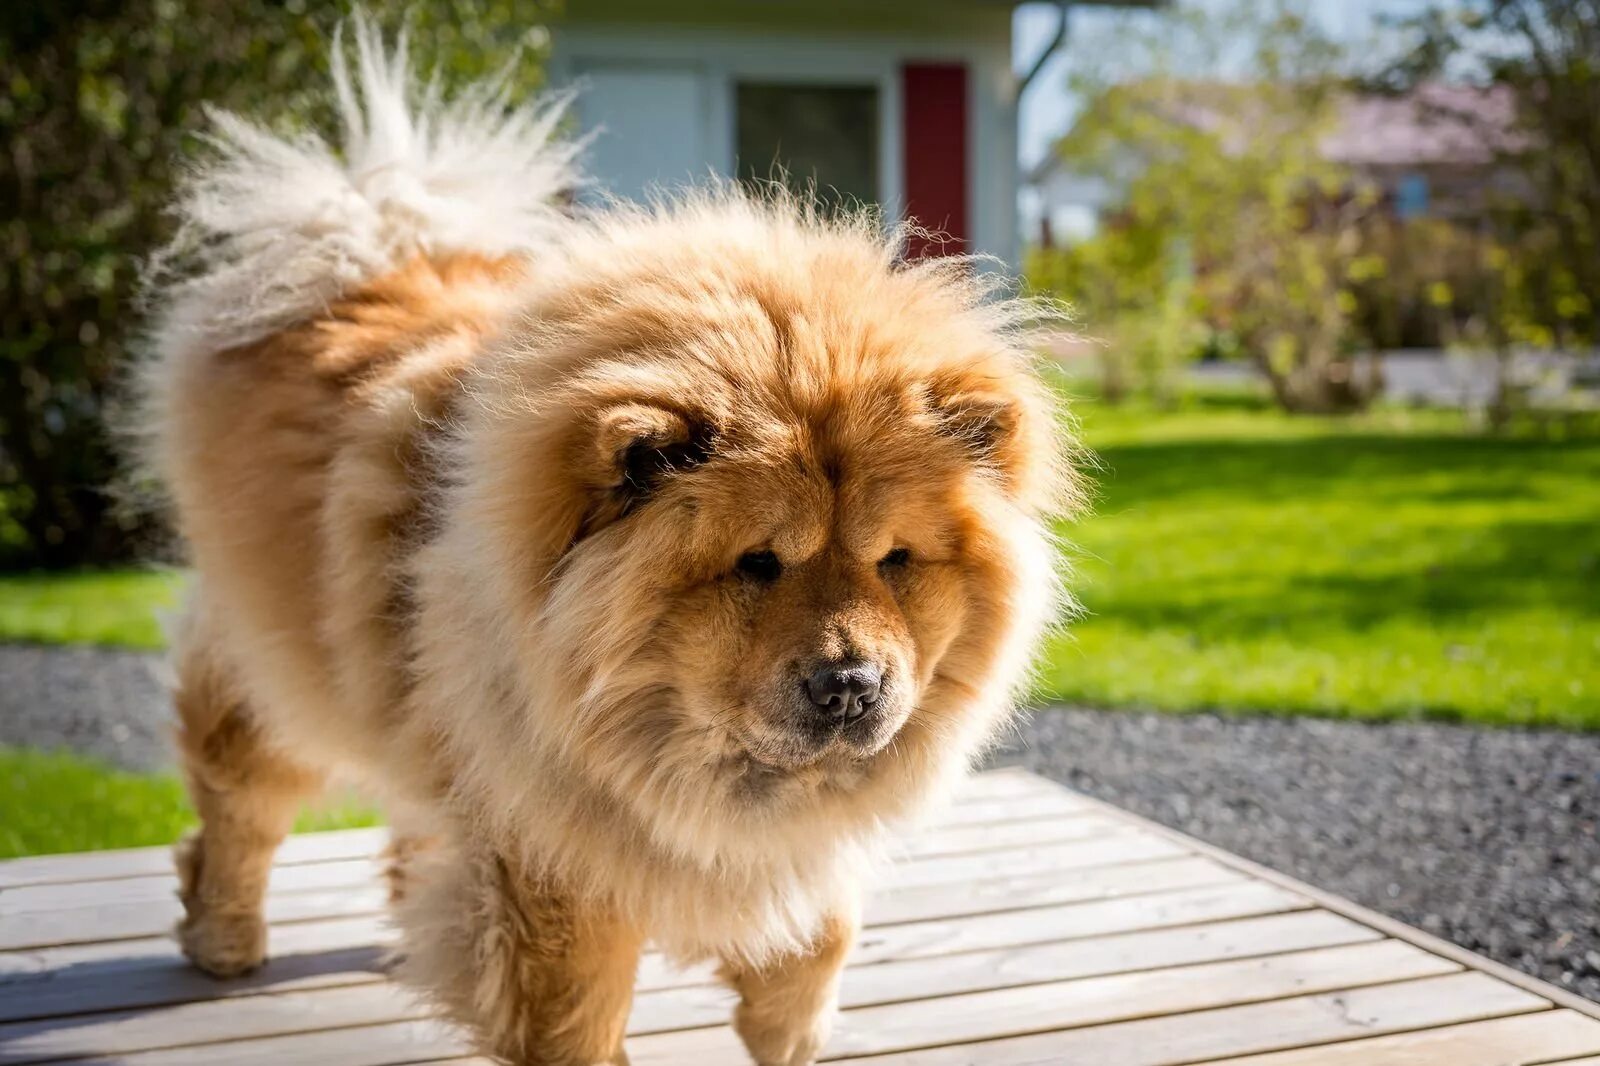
[949,769,1065,802]
[1051,777,1600,1024]
[0,830,387,890]
[0,800,1096,917]
[0,852,1236,959]
[0,809,1119,916]
[838,882,1309,970]
[831,910,1380,1010]
[0,909,1378,1063]
[0,772,1076,892]
[0,920,402,1023]
[0,884,389,954]
[877,833,1187,890]
[824,972,1548,1065]
[0,838,1267,998]
[0,982,727,1066]
[6,847,1205,1016]
[628,881,1309,996]
[862,855,1238,926]
[48,941,1461,1066]
[1,857,382,915]
[11,769,1587,1066]
[0,914,393,981]
[913,793,1089,829]
[0,831,1187,953]
[627,940,1461,1064]
[1204,1009,1600,1064]
[899,812,1120,859]
[0,872,1281,1024]
[59,1018,471,1066]
[0,983,424,1066]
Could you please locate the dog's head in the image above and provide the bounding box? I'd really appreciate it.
[453,198,1075,853]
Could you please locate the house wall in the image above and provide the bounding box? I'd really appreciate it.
[547,12,1019,267]
[554,1,1014,41]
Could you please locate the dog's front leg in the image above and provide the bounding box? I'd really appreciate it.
[719,908,859,1066]
[395,844,643,1066]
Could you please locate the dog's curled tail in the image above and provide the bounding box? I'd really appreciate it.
[148,15,579,353]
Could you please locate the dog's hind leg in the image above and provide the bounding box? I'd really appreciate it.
[719,908,859,1066]
[171,609,325,977]
[395,842,643,1065]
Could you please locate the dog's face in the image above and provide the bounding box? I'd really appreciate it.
[644,397,982,778]
[463,203,1072,838]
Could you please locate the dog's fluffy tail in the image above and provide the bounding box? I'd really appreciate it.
[148,15,579,352]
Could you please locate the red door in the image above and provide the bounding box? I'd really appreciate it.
[900,62,969,258]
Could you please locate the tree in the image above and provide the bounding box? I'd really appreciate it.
[1031,1,1385,412]
[1375,0,1599,347]
[1025,201,1204,406]
[0,1,557,568]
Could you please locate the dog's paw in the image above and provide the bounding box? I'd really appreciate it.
[734,1007,831,1066]
[178,910,268,977]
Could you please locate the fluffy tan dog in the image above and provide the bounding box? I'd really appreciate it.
[134,23,1075,1066]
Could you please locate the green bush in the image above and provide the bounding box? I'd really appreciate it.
[0,0,556,569]
[1028,4,1385,413]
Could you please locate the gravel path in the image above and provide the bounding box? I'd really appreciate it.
[2,644,1596,1002]
[0,644,173,773]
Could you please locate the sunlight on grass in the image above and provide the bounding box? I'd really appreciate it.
[1039,386,1600,728]
[0,569,185,649]
[0,747,381,859]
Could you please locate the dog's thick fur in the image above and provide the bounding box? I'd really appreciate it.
[135,23,1075,1066]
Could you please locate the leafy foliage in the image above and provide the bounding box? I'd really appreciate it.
[1031,0,1598,414]
[1031,2,1385,412]
[0,0,556,568]
[1374,0,1599,346]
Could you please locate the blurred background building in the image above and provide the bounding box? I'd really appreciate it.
[1028,81,1528,246]
[546,0,1167,264]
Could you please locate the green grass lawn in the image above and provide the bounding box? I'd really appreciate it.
[1037,390,1600,728]
[0,746,378,859]
[0,568,183,649]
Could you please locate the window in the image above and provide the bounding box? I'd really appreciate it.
[735,83,879,210]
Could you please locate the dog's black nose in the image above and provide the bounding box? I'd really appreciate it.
[804,661,882,720]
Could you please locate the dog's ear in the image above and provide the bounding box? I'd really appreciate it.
[523,402,716,570]
[589,402,714,511]
[927,379,1060,514]
[930,388,1020,464]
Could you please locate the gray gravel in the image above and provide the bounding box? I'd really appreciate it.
[0,644,173,772]
[992,707,1600,1003]
[3,644,1596,1003]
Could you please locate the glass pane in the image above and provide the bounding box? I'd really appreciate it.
[735,83,879,210]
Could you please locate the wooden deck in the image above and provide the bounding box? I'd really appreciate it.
[3,768,1599,1065]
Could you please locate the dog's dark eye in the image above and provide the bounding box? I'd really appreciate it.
[879,547,912,570]
[736,550,782,582]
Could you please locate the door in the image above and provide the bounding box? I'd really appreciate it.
[901,62,969,257]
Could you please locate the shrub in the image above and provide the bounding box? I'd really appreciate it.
[0,0,555,568]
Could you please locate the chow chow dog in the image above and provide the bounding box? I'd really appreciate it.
[134,21,1075,1066]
